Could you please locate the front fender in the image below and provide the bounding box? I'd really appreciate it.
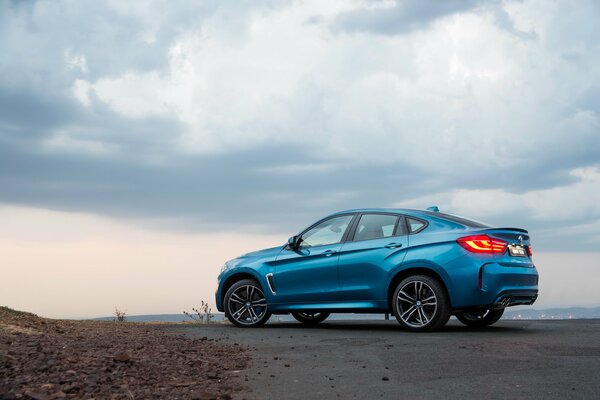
[216,267,274,312]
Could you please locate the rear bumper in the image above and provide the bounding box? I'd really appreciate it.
[448,258,539,309]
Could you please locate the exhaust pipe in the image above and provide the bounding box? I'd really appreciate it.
[492,297,512,309]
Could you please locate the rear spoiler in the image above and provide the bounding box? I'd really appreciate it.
[482,227,529,234]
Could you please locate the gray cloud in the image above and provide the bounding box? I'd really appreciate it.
[0,1,275,82]
[1,0,600,251]
[332,0,480,35]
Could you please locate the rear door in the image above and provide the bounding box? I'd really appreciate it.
[337,213,409,302]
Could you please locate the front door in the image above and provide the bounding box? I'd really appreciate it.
[272,214,355,304]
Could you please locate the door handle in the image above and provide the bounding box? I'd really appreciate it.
[384,243,402,249]
[322,249,336,256]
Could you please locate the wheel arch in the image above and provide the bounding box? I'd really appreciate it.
[386,266,452,311]
[220,271,262,306]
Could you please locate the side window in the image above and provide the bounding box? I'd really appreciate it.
[353,214,399,241]
[299,215,354,248]
[407,218,427,234]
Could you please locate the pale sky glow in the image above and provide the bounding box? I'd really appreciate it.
[0,206,281,318]
[1,0,599,317]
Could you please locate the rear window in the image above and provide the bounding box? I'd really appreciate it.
[407,218,427,233]
[425,212,493,228]
[353,214,399,241]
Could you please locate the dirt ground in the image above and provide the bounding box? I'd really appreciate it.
[0,307,249,400]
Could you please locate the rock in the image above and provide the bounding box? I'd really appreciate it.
[0,392,16,400]
[206,371,219,379]
[0,353,17,363]
[167,380,196,387]
[62,383,81,394]
[83,385,96,393]
[190,390,217,400]
[112,353,131,363]
[23,391,51,400]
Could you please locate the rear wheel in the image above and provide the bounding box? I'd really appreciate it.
[224,279,271,328]
[455,308,504,327]
[392,275,450,332]
[291,311,330,325]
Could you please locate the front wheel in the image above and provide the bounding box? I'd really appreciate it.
[291,311,330,325]
[392,275,451,332]
[224,279,271,328]
[455,308,504,327]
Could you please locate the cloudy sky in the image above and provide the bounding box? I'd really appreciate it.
[1,0,599,317]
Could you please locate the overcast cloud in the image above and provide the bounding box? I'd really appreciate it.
[1,0,600,250]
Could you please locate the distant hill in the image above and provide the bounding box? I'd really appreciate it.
[90,306,600,322]
[503,306,600,320]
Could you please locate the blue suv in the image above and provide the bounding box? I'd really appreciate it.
[215,208,539,331]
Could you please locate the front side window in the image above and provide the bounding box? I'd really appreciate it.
[299,215,354,248]
[353,214,399,241]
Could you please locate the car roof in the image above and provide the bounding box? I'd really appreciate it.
[329,208,430,218]
[328,208,494,229]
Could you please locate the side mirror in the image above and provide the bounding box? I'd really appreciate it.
[287,235,299,250]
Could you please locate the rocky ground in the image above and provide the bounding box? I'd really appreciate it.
[0,307,249,400]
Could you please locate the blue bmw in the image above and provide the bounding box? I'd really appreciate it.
[215,207,539,331]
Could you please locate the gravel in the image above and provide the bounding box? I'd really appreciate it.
[0,307,249,399]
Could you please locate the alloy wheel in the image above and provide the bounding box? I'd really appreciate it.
[291,311,330,325]
[227,284,268,326]
[455,308,504,327]
[396,280,438,328]
[460,309,491,321]
[297,312,324,319]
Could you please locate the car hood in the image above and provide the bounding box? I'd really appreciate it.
[223,245,283,270]
[240,245,283,260]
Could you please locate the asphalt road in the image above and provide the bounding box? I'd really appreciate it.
[167,319,600,400]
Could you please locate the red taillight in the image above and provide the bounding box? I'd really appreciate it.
[457,235,507,254]
[527,245,533,256]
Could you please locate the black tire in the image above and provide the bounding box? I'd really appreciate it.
[392,275,451,332]
[224,279,271,328]
[455,308,504,327]
[291,311,330,325]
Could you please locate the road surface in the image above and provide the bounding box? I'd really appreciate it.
[166,319,600,399]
